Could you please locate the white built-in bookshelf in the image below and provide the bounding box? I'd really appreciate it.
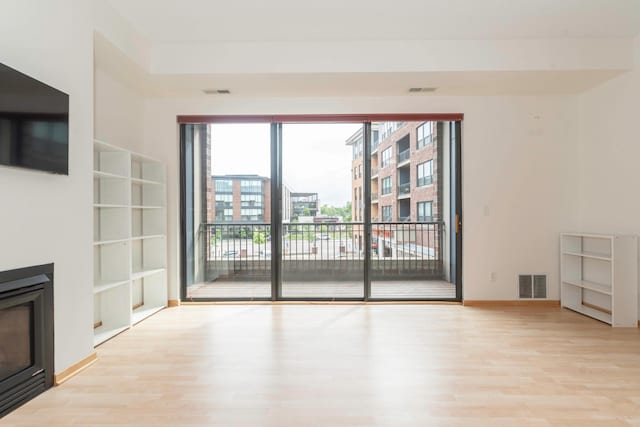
[93,140,167,346]
[560,233,638,327]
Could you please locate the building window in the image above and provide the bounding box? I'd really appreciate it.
[215,193,233,208]
[241,194,263,208]
[240,179,262,193]
[216,208,233,222]
[381,176,392,195]
[417,122,433,149]
[417,160,433,187]
[353,139,363,160]
[240,208,263,221]
[381,147,393,168]
[417,201,433,222]
[215,179,232,193]
[382,205,392,222]
[354,192,359,221]
[380,122,398,141]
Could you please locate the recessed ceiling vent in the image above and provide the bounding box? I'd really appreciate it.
[408,87,437,93]
[203,89,231,95]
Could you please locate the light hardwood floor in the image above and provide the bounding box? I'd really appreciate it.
[186,280,456,299]
[3,305,640,426]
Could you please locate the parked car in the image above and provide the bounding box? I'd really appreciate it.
[222,250,238,258]
[316,233,330,240]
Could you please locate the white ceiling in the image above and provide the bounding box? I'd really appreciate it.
[142,70,622,97]
[107,0,640,43]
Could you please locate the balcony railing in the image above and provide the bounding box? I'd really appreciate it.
[371,167,379,177]
[371,192,378,201]
[397,149,410,164]
[202,221,444,281]
[398,182,410,195]
[370,221,443,278]
[370,140,379,154]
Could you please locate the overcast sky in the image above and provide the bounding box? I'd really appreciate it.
[210,123,361,206]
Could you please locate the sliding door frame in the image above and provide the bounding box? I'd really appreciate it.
[179,114,464,302]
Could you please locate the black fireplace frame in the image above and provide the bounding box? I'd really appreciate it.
[0,264,54,418]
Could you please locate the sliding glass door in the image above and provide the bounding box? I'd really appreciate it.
[368,121,455,299]
[182,123,272,300]
[180,116,462,302]
[279,123,364,299]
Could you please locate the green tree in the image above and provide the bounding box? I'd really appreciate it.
[320,202,352,222]
[253,231,266,245]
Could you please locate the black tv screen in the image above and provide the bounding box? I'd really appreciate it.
[0,62,69,175]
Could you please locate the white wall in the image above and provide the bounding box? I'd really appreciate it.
[94,66,146,152]
[143,95,578,301]
[0,0,94,373]
[573,35,640,318]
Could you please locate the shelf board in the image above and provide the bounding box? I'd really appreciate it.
[94,139,127,153]
[131,268,165,281]
[562,250,612,261]
[131,177,163,186]
[131,234,165,241]
[93,279,129,294]
[94,238,129,246]
[562,280,612,296]
[130,151,162,163]
[561,233,614,240]
[93,170,128,180]
[94,203,129,209]
[132,305,165,325]
[131,205,163,209]
[94,325,129,346]
[563,304,612,325]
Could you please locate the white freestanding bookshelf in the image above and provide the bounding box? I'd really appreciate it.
[93,140,167,346]
[560,233,638,327]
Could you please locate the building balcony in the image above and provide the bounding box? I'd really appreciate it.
[371,167,379,178]
[397,149,410,166]
[371,192,378,202]
[397,182,410,197]
[370,141,379,155]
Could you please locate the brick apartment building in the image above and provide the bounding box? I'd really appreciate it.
[210,175,272,223]
[347,121,441,224]
[209,174,318,224]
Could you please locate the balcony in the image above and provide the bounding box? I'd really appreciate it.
[192,221,449,299]
[371,167,379,178]
[397,149,410,165]
[203,221,442,269]
[397,182,410,197]
[370,140,379,155]
[371,192,378,202]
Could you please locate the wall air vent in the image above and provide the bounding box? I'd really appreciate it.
[408,87,437,93]
[203,89,231,95]
[519,274,547,299]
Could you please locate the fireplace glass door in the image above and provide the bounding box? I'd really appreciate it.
[0,303,33,380]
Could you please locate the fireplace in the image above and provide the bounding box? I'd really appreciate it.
[0,264,54,418]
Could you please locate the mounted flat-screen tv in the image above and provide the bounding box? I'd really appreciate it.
[0,62,69,175]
